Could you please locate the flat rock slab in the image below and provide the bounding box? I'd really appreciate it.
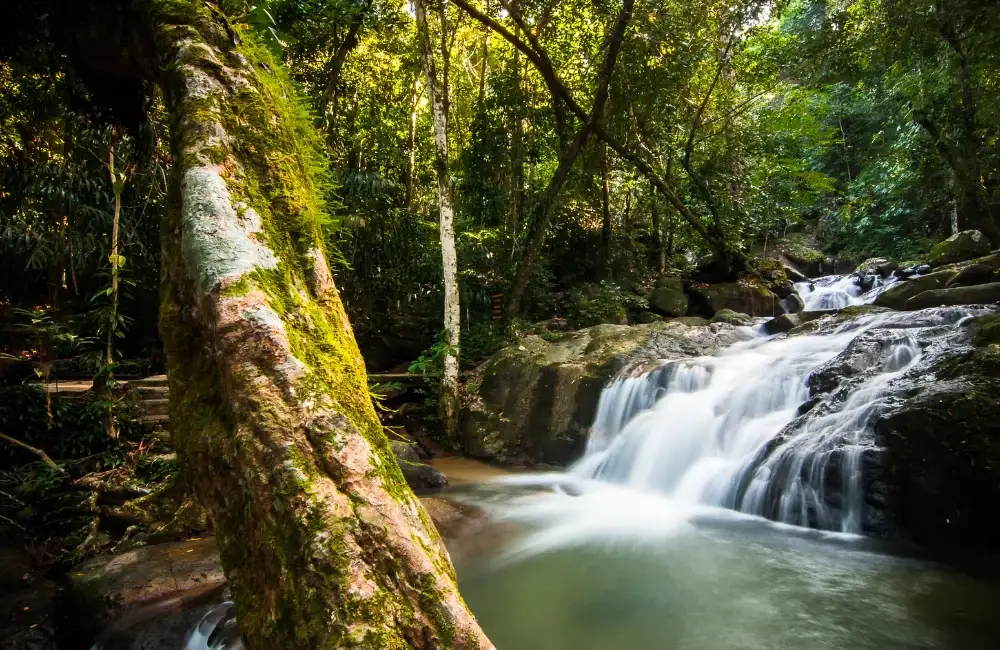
[68,536,224,630]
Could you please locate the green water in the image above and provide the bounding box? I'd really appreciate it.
[456,500,1000,650]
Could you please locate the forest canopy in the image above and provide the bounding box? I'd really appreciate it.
[3,0,1000,365]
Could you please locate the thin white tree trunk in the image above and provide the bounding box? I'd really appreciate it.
[416,0,461,439]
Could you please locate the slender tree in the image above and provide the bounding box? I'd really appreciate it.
[415,0,462,438]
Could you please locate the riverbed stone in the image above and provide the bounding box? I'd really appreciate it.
[944,263,997,288]
[461,321,752,465]
[904,282,1000,310]
[688,282,780,317]
[928,230,992,267]
[873,269,957,310]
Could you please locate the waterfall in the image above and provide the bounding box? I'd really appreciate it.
[573,294,981,534]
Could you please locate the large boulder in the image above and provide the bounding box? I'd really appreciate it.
[944,263,997,288]
[928,230,992,267]
[904,282,1000,311]
[688,282,781,317]
[873,269,957,310]
[65,537,226,646]
[461,321,752,465]
[776,233,826,277]
[647,286,689,317]
[871,313,1000,549]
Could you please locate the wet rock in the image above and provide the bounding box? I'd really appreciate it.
[764,310,827,334]
[64,537,225,644]
[461,321,751,465]
[806,329,909,396]
[674,316,710,327]
[904,282,1000,311]
[764,313,800,333]
[945,263,996,288]
[710,309,754,326]
[871,315,1000,549]
[782,263,809,284]
[688,282,781,317]
[873,269,957,310]
[783,292,805,314]
[928,230,992,267]
[875,260,899,277]
[634,311,662,324]
[390,440,448,490]
[647,286,689,317]
[855,257,889,275]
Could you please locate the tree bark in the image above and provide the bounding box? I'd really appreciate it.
[405,75,420,211]
[319,0,373,127]
[600,148,612,276]
[416,0,462,440]
[72,3,494,648]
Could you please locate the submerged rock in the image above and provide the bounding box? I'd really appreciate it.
[928,230,992,267]
[461,321,752,465]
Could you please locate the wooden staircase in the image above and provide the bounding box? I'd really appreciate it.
[129,375,171,428]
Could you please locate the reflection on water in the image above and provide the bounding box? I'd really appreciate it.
[455,483,1000,650]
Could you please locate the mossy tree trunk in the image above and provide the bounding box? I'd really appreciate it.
[139,2,491,648]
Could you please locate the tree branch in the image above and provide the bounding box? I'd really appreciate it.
[450,0,738,266]
[0,432,68,475]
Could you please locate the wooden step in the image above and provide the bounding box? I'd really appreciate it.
[139,414,170,427]
[134,385,169,399]
[141,398,170,417]
[129,374,169,388]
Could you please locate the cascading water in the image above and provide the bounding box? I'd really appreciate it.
[572,293,983,535]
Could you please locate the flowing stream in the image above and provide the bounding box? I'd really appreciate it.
[174,275,1000,649]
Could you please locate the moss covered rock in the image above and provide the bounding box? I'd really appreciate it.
[711,309,754,326]
[928,230,992,267]
[688,282,781,317]
[648,286,689,317]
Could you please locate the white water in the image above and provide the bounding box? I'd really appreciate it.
[569,303,977,536]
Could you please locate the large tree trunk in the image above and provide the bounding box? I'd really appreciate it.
[133,4,491,648]
[415,0,462,440]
